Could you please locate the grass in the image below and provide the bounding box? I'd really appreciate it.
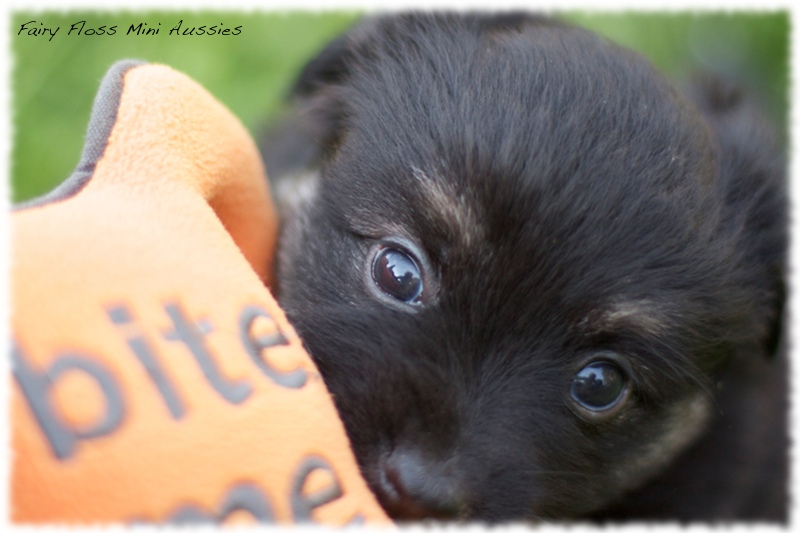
[10,10,789,203]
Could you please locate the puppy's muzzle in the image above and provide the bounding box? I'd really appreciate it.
[373,447,468,521]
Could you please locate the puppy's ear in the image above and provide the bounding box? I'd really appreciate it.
[292,32,356,98]
[261,20,375,180]
[689,75,787,358]
[280,18,385,167]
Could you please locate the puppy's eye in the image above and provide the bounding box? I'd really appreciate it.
[570,361,627,412]
[372,247,423,304]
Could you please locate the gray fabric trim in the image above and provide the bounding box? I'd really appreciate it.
[14,59,147,210]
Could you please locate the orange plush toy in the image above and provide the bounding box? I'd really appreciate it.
[11,60,391,526]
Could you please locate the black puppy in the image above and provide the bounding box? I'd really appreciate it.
[261,13,787,522]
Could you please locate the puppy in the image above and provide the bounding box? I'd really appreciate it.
[261,13,787,522]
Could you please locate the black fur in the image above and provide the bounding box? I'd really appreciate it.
[261,13,787,523]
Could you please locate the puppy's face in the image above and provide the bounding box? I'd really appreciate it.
[271,15,783,521]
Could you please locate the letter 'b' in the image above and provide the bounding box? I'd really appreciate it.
[12,342,125,460]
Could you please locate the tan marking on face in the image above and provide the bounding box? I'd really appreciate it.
[584,300,672,337]
[615,394,711,492]
[411,166,483,247]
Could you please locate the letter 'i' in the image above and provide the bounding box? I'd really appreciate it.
[107,304,186,419]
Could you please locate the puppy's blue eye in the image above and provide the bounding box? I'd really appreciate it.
[372,248,423,303]
[570,361,626,411]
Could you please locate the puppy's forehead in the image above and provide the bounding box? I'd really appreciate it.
[335,164,486,254]
[334,15,720,283]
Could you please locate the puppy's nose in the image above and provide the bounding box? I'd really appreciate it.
[374,448,467,521]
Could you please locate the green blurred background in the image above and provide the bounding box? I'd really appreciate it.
[11,10,789,203]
